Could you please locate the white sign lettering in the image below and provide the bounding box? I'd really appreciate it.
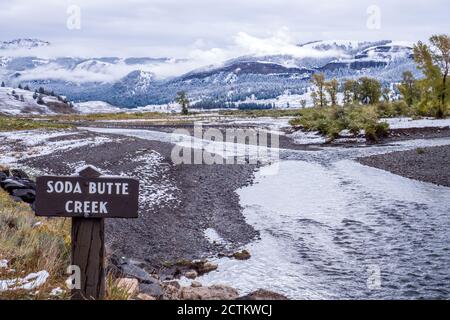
[65,201,108,214]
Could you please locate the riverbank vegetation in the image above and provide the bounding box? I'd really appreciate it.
[290,34,450,141]
[0,186,70,299]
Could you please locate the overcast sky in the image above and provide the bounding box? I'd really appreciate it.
[0,0,448,59]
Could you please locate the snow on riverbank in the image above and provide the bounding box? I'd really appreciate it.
[0,130,114,170]
[287,130,328,145]
[381,117,450,129]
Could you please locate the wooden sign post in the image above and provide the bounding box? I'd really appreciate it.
[34,166,139,300]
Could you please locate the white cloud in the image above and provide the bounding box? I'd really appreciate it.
[233,28,342,58]
[1,0,448,82]
[9,27,347,83]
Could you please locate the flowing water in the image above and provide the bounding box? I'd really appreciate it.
[198,138,450,299]
[83,127,450,299]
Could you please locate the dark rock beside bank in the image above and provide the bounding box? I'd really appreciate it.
[0,168,36,204]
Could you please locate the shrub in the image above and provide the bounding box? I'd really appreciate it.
[290,104,390,142]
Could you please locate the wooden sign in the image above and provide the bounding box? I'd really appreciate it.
[35,167,139,218]
[34,166,140,300]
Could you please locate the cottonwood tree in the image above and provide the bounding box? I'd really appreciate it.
[358,77,381,105]
[1,81,5,87]
[311,73,327,107]
[397,71,419,108]
[343,79,358,105]
[414,34,450,118]
[175,91,189,115]
[326,79,339,106]
[382,88,391,102]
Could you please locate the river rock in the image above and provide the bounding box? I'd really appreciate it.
[0,167,9,176]
[11,169,30,179]
[185,270,198,279]
[114,258,155,283]
[191,281,202,288]
[12,189,36,204]
[137,293,156,300]
[238,289,289,300]
[165,280,181,289]
[197,262,218,274]
[2,179,26,192]
[139,282,164,299]
[162,283,181,300]
[18,179,36,190]
[179,285,239,300]
[232,250,251,260]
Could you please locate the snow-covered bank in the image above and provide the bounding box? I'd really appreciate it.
[0,129,114,172]
[381,117,450,129]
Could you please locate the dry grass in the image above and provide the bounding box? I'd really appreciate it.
[0,189,70,299]
[0,115,72,131]
[42,111,169,122]
[105,273,135,300]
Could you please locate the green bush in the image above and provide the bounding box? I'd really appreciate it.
[290,104,390,142]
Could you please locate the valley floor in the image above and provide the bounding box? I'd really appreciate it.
[2,117,450,299]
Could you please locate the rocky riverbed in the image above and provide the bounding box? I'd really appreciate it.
[2,120,450,300]
[358,144,450,188]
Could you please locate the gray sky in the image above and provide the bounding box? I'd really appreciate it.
[0,0,448,59]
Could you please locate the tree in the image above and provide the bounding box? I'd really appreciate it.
[358,77,381,104]
[37,95,45,105]
[414,34,450,118]
[398,71,419,107]
[382,88,391,102]
[18,84,23,89]
[311,73,327,107]
[300,100,307,108]
[38,87,45,94]
[1,81,5,87]
[24,85,30,91]
[343,79,358,105]
[175,91,189,115]
[326,79,339,106]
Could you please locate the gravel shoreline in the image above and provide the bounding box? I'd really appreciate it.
[358,145,450,187]
[16,129,258,271]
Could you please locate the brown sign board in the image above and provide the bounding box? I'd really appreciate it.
[35,173,139,219]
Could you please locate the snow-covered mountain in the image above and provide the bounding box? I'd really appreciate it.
[0,86,75,115]
[0,38,420,110]
[0,39,50,50]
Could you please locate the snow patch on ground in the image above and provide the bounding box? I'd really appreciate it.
[204,228,228,246]
[120,150,179,208]
[0,259,8,268]
[73,101,122,114]
[0,270,49,292]
[0,130,113,168]
[381,117,450,129]
[50,287,64,296]
[287,130,328,145]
